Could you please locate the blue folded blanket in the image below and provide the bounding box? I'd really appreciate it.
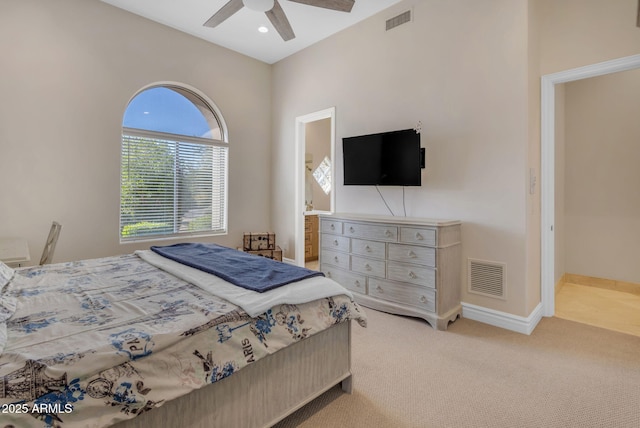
[150,243,324,293]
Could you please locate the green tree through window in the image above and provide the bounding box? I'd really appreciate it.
[120,86,228,241]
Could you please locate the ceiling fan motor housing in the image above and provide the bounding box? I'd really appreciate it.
[243,0,275,12]
[205,0,355,42]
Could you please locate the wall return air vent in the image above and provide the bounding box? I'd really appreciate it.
[468,259,506,299]
[386,9,412,31]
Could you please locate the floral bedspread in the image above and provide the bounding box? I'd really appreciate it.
[0,254,366,427]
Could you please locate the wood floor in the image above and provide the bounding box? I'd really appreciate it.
[305,259,319,271]
[555,277,640,337]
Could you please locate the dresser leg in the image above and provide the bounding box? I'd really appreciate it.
[341,375,353,394]
[435,307,462,330]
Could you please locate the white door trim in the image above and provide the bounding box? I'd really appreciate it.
[540,54,640,317]
[294,107,336,267]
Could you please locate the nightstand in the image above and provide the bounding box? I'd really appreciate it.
[0,238,31,267]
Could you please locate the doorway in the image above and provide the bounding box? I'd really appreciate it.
[552,69,640,336]
[540,54,640,317]
[294,107,336,268]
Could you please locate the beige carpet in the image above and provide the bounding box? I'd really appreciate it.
[274,309,640,428]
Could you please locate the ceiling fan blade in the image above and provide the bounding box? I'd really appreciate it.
[204,0,244,28]
[288,0,354,13]
[266,0,296,41]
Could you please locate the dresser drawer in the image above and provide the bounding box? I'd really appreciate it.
[351,256,386,278]
[351,238,386,260]
[322,249,350,269]
[321,219,343,235]
[323,267,367,294]
[399,227,436,246]
[387,261,436,288]
[321,234,350,252]
[369,278,436,312]
[388,243,435,267]
[344,222,398,242]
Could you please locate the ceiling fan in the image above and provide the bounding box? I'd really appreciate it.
[204,0,355,41]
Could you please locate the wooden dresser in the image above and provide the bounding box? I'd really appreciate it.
[304,214,319,262]
[318,213,461,330]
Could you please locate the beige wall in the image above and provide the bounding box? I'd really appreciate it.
[554,84,567,285]
[562,69,640,283]
[538,0,640,75]
[525,0,542,313]
[273,0,532,316]
[537,0,640,289]
[0,0,272,263]
[529,0,640,310]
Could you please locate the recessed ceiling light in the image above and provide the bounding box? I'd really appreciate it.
[258,26,269,33]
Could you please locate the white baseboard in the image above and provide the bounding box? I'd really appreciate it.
[462,302,544,335]
[283,257,296,265]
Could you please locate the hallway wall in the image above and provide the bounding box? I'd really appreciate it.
[563,68,640,283]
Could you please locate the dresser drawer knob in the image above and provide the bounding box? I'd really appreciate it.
[330,224,335,230]
[408,271,417,279]
[385,230,392,237]
[376,286,383,293]
[326,271,332,278]
[420,295,428,303]
[365,245,371,252]
[364,263,372,271]
[333,239,339,246]
[407,250,416,258]
[415,232,424,240]
[354,280,361,287]
[349,226,355,233]
[334,256,339,263]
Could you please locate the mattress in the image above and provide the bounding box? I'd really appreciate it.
[0,253,365,427]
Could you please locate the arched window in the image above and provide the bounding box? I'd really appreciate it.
[120,85,228,241]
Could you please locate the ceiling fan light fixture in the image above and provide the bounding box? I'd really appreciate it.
[243,0,275,12]
[204,0,356,42]
[258,26,269,33]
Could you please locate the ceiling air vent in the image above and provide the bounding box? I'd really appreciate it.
[468,259,506,299]
[386,9,412,31]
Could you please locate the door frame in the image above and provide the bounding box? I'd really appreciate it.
[540,54,640,317]
[294,107,336,266]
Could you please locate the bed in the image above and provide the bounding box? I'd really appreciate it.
[0,244,366,427]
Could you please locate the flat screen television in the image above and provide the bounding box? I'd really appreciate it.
[343,129,422,186]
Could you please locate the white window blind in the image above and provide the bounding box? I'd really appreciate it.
[120,128,228,241]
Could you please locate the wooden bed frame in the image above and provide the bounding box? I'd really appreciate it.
[114,320,352,428]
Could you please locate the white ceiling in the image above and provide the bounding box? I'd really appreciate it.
[101,0,403,64]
